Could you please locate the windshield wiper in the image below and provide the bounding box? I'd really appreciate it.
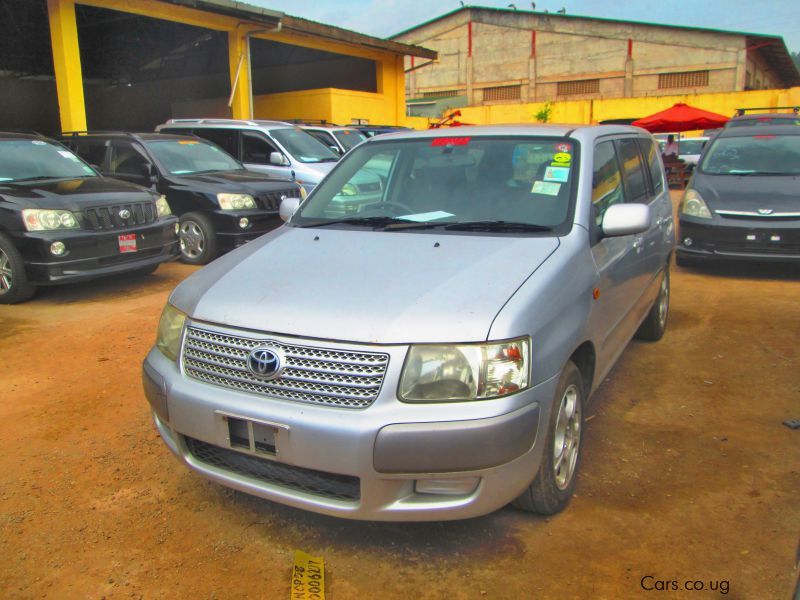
[12,175,76,182]
[730,171,794,176]
[299,216,409,229]
[443,220,553,233]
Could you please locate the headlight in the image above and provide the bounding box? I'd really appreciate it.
[156,303,186,362]
[217,193,256,210]
[680,189,712,219]
[399,337,530,402]
[155,195,172,217]
[22,209,79,231]
[339,183,358,197]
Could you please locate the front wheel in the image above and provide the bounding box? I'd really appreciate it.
[635,268,669,341]
[179,213,218,265]
[0,233,35,304]
[513,360,584,515]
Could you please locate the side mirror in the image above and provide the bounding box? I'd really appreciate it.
[279,196,301,222]
[141,163,157,183]
[601,203,651,237]
[270,152,290,166]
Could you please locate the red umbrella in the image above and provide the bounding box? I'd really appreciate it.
[632,103,729,133]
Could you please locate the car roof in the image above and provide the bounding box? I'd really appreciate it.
[159,118,294,131]
[715,124,800,138]
[0,132,51,141]
[364,123,648,143]
[60,131,203,143]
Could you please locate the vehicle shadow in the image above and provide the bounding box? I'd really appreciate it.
[219,486,530,563]
[676,261,800,281]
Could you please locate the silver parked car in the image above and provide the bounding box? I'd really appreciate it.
[143,125,674,521]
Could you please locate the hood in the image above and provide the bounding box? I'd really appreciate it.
[167,169,297,194]
[172,227,560,344]
[0,176,157,210]
[693,172,800,213]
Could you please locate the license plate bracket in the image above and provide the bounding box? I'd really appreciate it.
[217,412,289,457]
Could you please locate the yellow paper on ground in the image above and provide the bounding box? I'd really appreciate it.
[291,550,325,600]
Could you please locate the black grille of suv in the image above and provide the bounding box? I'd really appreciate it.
[83,202,157,230]
[185,437,361,501]
[257,188,301,211]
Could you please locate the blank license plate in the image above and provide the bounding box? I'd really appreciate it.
[118,233,137,253]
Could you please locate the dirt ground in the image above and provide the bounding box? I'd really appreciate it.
[1,192,799,599]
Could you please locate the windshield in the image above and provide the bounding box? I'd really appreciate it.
[679,139,706,155]
[0,139,97,182]
[699,134,800,175]
[145,139,242,175]
[333,129,367,152]
[271,128,339,163]
[293,136,578,233]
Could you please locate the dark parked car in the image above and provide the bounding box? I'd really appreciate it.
[677,124,800,266]
[62,132,303,265]
[725,108,800,128]
[0,132,179,304]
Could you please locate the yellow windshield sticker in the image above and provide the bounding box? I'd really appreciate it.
[552,152,571,164]
[291,550,325,600]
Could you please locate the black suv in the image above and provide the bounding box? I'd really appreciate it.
[61,132,303,264]
[0,132,179,304]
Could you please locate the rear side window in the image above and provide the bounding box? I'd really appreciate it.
[592,141,625,228]
[640,138,665,195]
[615,139,648,203]
[71,140,108,168]
[192,129,239,158]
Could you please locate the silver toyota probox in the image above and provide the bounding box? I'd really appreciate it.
[143,125,674,521]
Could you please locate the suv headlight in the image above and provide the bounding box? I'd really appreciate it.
[22,209,79,231]
[155,195,172,217]
[399,337,530,402]
[339,183,358,197]
[680,189,712,219]
[156,303,186,362]
[217,193,256,210]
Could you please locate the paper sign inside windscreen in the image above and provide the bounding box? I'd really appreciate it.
[531,181,561,196]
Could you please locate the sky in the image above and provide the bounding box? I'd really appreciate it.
[247,0,800,52]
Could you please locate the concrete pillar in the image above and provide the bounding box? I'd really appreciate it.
[735,47,748,91]
[228,28,253,120]
[46,0,87,133]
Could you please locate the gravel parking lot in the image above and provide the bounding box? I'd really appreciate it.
[1,193,798,599]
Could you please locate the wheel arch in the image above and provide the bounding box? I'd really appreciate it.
[568,341,596,398]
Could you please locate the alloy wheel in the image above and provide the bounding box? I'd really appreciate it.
[0,248,12,295]
[553,383,581,490]
[179,221,205,259]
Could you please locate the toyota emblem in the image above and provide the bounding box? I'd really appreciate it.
[247,347,284,379]
[119,209,132,219]
[757,208,773,215]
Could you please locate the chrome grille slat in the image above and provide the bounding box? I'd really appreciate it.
[182,326,389,408]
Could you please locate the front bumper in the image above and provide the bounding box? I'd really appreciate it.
[677,216,800,263]
[209,210,283,251]
[143,332,555,521]
[14,217,179,284]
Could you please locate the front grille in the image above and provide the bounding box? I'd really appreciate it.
[185,436,360,501]
[84,202,157,230]
[257,188,301,211]
[182,326,389,408]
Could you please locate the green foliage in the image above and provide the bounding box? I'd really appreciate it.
[535,102,553,123]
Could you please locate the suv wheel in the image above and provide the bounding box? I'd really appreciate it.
[635,268,669,341]
[0,233,35,304]
[513,360,584,515]
[179,213,218,265]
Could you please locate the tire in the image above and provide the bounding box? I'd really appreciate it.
[0,233,36,304]
[635,268,669,342]
[178,212,218,265]
[513,360,584,515]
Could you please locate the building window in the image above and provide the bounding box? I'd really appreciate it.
[557,79,600,96]
[422,89,460,98]
[482,85,522,102]
[658,70,709,89]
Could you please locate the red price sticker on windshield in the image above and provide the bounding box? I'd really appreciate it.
[431,137,471,146]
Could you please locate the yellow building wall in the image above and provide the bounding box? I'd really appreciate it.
[452,87,800,127]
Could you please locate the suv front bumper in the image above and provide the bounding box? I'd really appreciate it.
[14,217,179,284]
[143,336,556,521]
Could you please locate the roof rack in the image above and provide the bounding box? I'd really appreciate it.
[733,106,799,116]
[61,130,139,138]
[164,118,292,127]
[286,119,340,126]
